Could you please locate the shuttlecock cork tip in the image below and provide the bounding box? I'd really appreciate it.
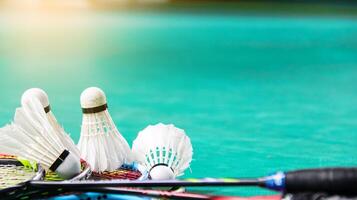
[21,88,50,109]
[52,150,81,179]
[80,87,107,109]
[150,165,175,180]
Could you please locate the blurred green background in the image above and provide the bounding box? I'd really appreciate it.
[1,0,357,196]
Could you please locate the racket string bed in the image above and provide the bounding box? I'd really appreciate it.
[0,155,91,200]
[92,169,143,180]
[0,165,36,189]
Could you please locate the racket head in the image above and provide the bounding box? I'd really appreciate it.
[0,154,45,197]
[45,163,151,200]
[27,162,149,199]
[16,159,92,199]
[0,155,91,200]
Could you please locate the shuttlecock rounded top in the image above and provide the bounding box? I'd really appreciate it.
[21,88,50,108]
[80,87,107,109]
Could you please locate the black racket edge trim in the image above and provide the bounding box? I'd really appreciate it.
[29,178,262,189]
[0,159,26,166]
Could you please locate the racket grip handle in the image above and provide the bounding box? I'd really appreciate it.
[285,168,357,194]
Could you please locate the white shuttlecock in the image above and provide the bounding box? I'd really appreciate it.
[132,123,193,180]
[78,87,132,172]
[21,88,81,159]
[0,96,81,179]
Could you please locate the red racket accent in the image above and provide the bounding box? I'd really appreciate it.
[91,168,143,180]
[0,154,17,159]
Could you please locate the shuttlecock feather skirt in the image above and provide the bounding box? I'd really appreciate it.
[78,110,132,172]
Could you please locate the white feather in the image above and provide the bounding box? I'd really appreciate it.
[47,111,81,158]
[132,123,193,178]
[21,88,81,158]
[78,87,132,172]
[0,93,81,179]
